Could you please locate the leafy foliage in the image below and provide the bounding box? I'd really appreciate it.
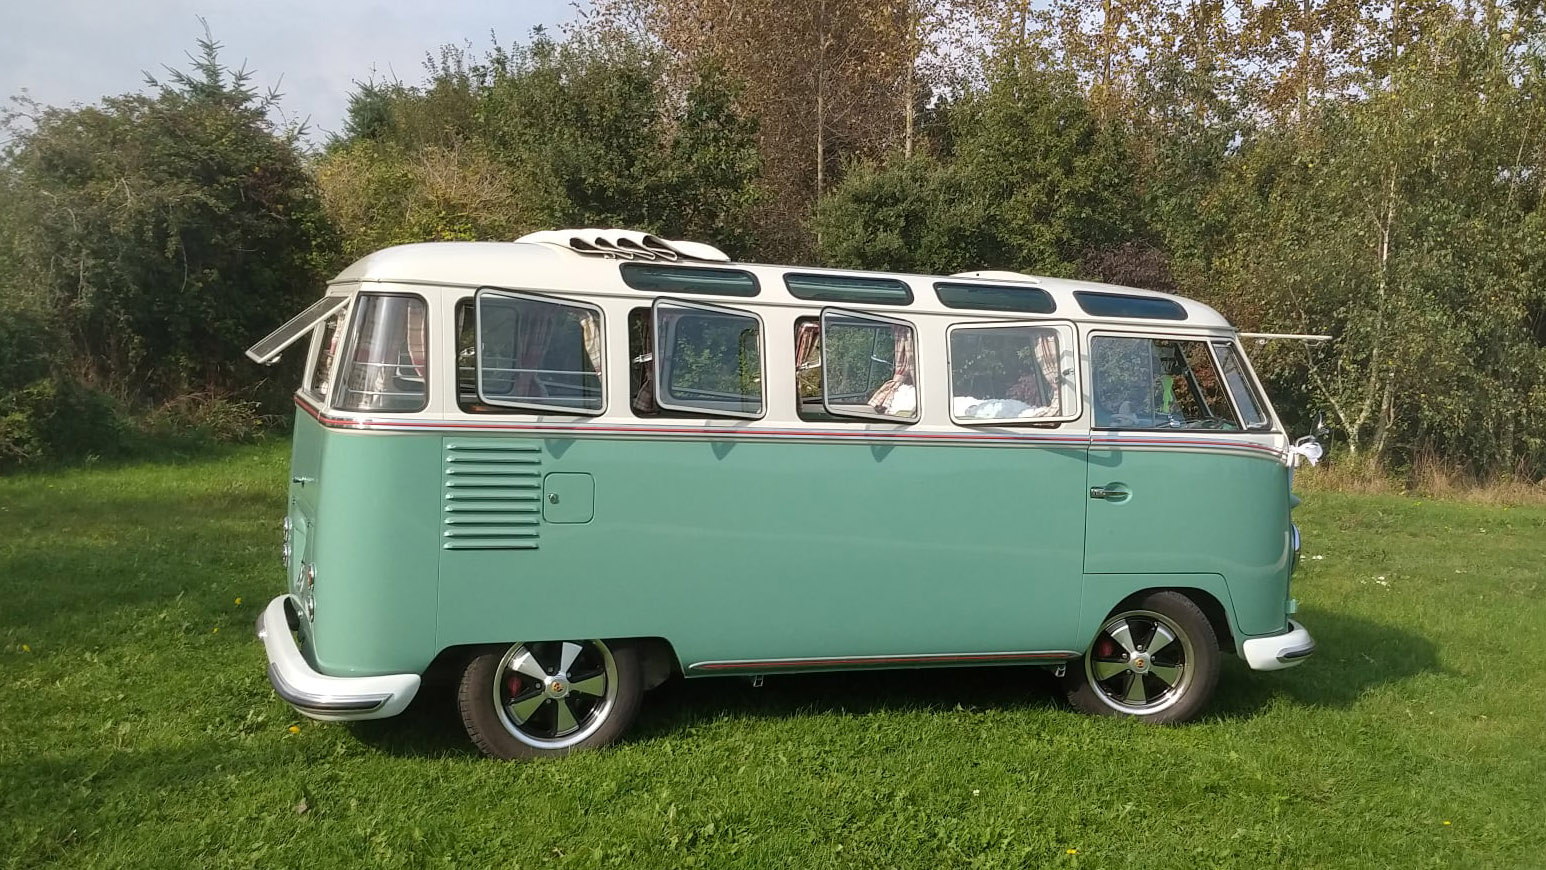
[0,29,335,467]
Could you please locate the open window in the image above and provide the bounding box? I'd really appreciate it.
[473,289,604,415]
[947,322,1079,425]
[795,309,919,423]
[651,299,764,419]
[1090,335,1243,430]
[335,294,429,413]
[246,294,351,365]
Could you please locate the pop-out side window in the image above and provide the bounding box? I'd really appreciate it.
[1091,335,1241,430]
[335,294,429,413]
[642,299,763,419]
[947,323,1077,424]
[472,289,604,414]
[794,310,919,423]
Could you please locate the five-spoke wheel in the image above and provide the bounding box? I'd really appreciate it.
[1065,590,1220,723]
[459,638,641,759]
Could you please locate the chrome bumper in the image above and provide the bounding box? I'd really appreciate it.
[1240,619,1315,671]
[255,595,420,721]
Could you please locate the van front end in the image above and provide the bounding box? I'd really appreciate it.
[1236,467,1316,671]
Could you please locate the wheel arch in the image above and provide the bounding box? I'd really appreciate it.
[425,636,682,692]
[1080,574,1240,655]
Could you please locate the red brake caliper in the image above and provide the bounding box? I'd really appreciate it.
[1095,636,1118,659]
[506,675,523,697]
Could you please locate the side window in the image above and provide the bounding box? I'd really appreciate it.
[335,294,428,413]
[306,304,349,400]
[651,299,763,418]
[1091,336,1241,431]
[1212,341,1271,430]
[472,290,603,414]
[948,324,1077,423]
[794,311,918,423]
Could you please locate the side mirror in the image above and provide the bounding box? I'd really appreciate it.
[1313,412,1329,438]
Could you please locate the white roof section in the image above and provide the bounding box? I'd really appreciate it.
[328,236,1233,330]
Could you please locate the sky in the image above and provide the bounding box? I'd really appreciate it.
[0,0,577,140]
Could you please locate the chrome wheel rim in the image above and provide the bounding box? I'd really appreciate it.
[492,640,618,749]
[1084,609,1195,716]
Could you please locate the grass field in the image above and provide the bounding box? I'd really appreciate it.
[2,442,1544,869]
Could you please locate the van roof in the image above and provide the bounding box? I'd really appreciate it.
[329,239,1234,330]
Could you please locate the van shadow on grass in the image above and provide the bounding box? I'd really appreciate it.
[1206,605,1440,720]
[349,606,1437,756]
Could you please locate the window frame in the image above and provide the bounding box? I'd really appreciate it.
[302,301,351,403]
[945,320,1082,426]
[471,287,607,417]
[816,307,921,424]
[1087,331,1253,433]
[332,291,431,414]
[651,296,767,420]
[1209,340,1276,433]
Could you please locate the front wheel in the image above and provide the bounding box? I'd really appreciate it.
[1064,591,1220,723]
[458,638,642,759]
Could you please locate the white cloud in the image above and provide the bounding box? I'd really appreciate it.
[0,0,576,140]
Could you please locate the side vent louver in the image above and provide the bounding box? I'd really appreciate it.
[442,439,542,550]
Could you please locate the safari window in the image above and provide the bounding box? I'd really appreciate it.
[794,311,918,423]
[948,324,1074,423]
[1091,336,1242,431]
[472,290,604,414]
[335,294,429,413]
[653,299,764,418]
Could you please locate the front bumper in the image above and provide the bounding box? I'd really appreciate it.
[255,595,420,721]
[1240,619,1315,671]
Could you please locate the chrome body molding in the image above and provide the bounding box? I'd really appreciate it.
[1239,620,1315,671]
[255,595,420,721]
[688,649,1080,673]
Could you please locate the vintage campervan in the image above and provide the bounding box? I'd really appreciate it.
[249,229,1317,758]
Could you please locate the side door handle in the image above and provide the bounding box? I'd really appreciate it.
[1090,485,1130,502]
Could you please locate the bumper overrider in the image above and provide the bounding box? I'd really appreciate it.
[255,595,419,721]
[1240,619,1315,671]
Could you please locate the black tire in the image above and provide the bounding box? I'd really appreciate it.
[458,638,642,759]
[1064,590,1220,724]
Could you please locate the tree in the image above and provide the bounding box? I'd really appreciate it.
[0,28,335,405]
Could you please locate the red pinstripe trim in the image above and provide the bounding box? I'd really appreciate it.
[293,396,1284,457]
[690,651,1075,671]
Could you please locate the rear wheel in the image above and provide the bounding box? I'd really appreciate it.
[1064,591,1220,723]
[458,638,642,759]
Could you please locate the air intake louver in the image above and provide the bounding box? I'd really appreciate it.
[442,439,542,550]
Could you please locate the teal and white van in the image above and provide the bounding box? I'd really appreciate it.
[249,229,1317,758]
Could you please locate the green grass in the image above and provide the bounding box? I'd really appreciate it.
[2,443,1544,868]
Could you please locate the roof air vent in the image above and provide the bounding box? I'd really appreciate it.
[516,229,729,262]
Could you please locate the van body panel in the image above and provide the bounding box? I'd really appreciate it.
[302,416,443,676]
[1084,443,1292,636]
[435,433,1090,669]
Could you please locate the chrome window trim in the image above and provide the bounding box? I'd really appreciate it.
[944,319,1082,426]
[472,287,607,417]
[651,296,767,420]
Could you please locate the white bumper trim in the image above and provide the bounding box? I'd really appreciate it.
[256,595,420,721]
[1240,619,1315,671]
